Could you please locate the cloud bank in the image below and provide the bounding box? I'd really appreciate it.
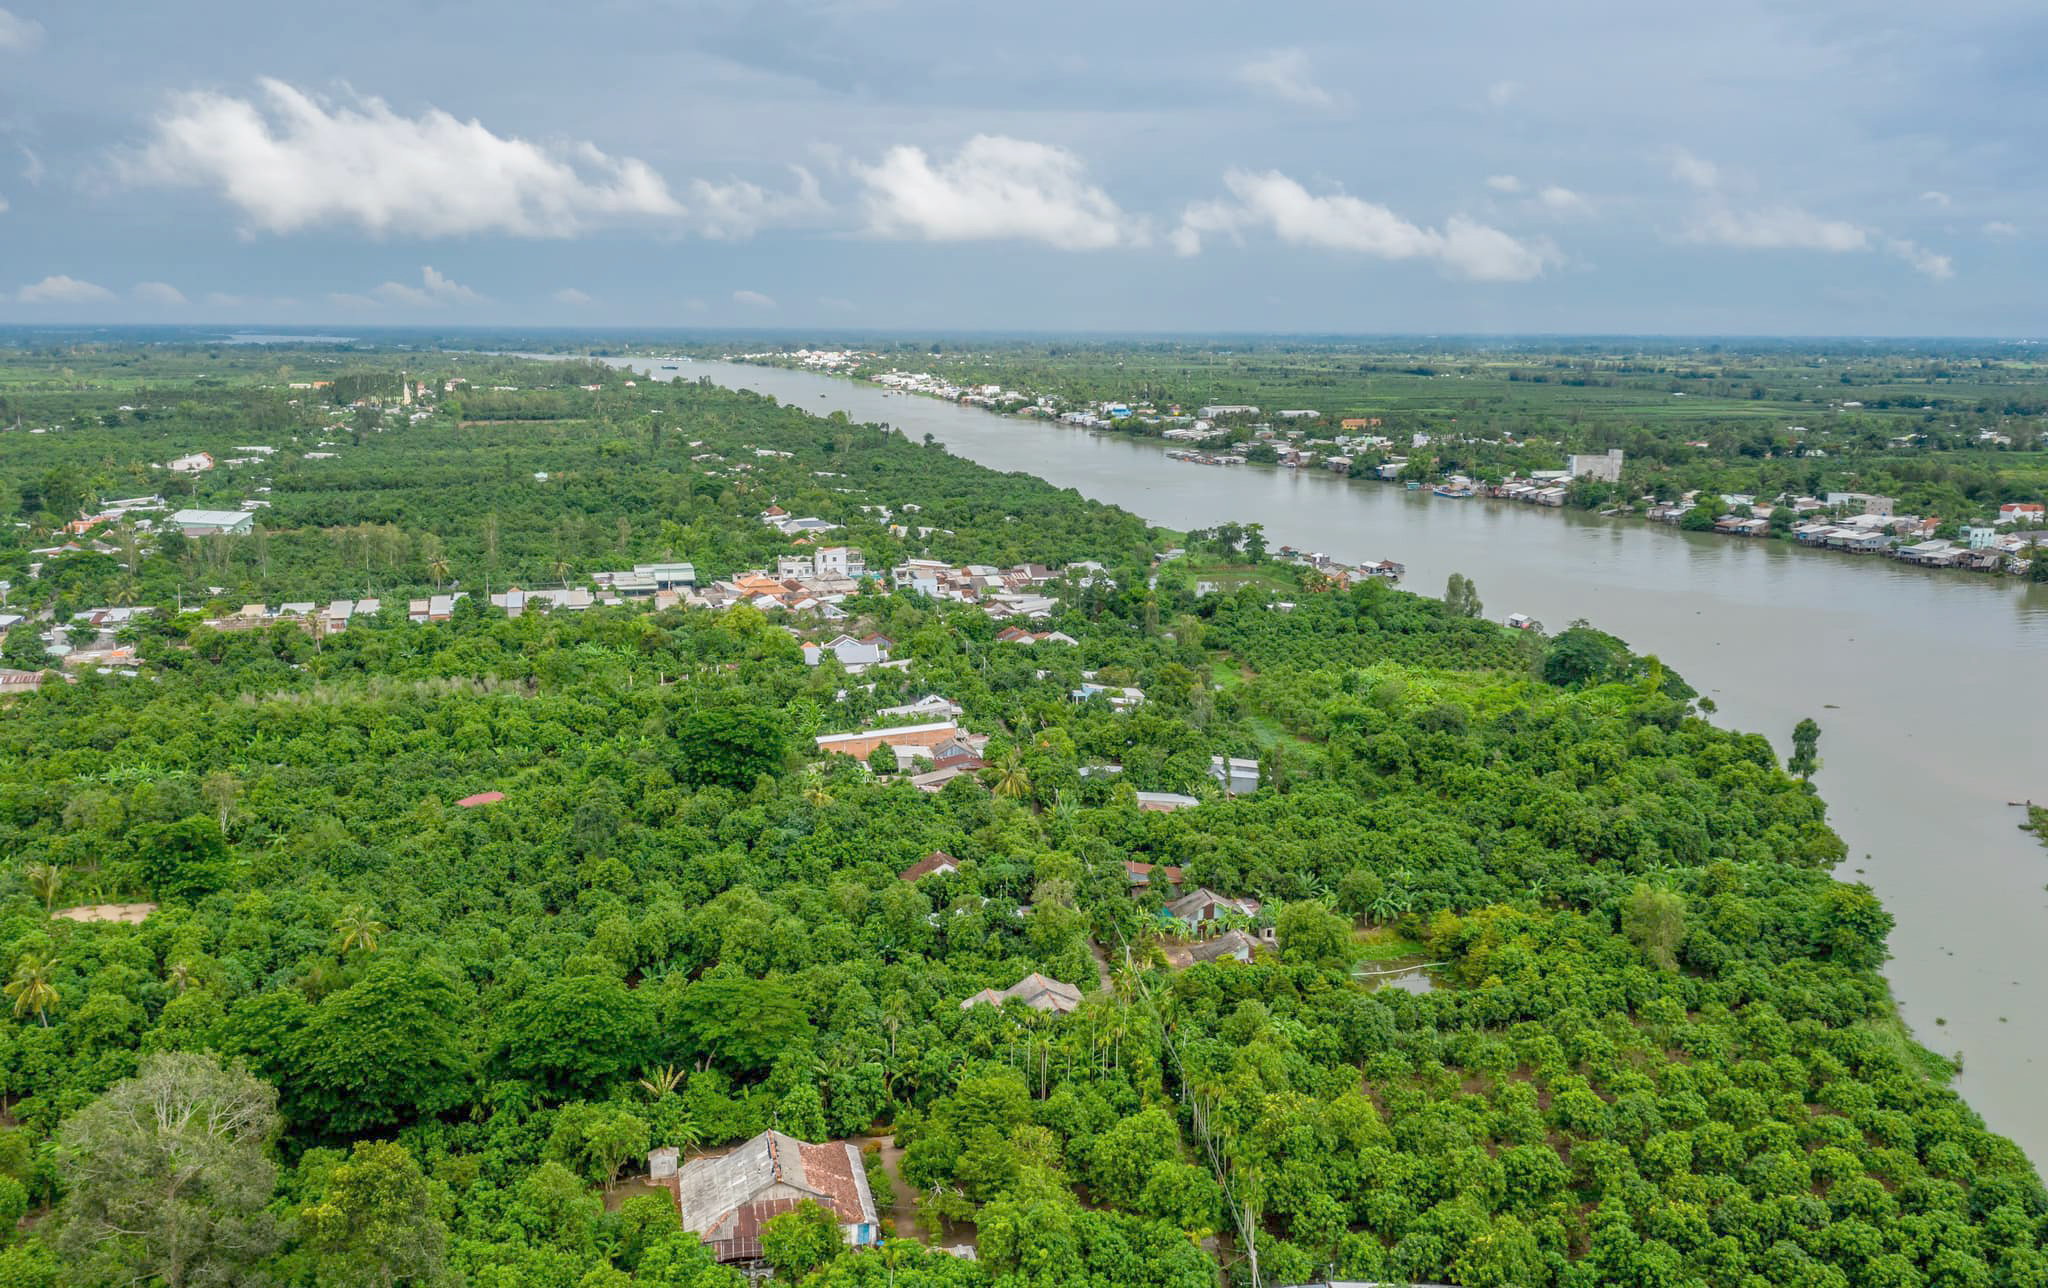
[130,79,685,237]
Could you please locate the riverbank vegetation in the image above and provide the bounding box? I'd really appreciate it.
[0,339,2042,1287]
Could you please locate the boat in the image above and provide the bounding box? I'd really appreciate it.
[1405,481,1421,490]
[1432,484,1475,498]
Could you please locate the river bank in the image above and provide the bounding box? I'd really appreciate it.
[702,353,2043,586]
[605,352,2048,1168]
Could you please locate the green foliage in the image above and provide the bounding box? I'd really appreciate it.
[758,1199,841,1282]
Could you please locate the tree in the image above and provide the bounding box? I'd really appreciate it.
[1276,901,1351,969]
[759,1200,842,1282]
[1242,522,1268,563]
[1444,572,1483,619]
[991,749,1031,801]
[674,707,786,790]
[22,861,61,913]
[333,904,386,956]
[5,953,58,1026]
[296,959,472,1134]
[298,1140,447,1288]
[867,742,898,776]
[496,974,654,1097]
[1789,717,1822,779]
[135,817,233,901]
[1622,884,1686,972]
[52,1052,279,1288]
[547,1103,652,1189]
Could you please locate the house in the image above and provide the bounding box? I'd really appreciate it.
[163,452,215,473]
[1166,888,1262,928]
[814,546,865,578]
[815,720,961,761]
[1134,791,1200,812]
[1997,503,2045,526]
[0,668,58,695]
[168,508,254,536]
[910,765,977,793]
[928,737,985,771]
[1189,929,1258,965]
[899,850,960,882]
[960,972,1082,1015]
[665,1131,879,1263]
[1071,681,1144,710]
[1208,755,1260,796]
[803,635,889,671]
[875,694,963,721]
[1124,860,1184,892]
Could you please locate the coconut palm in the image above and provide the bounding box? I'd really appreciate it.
[6,954,58,1025]
[23,861,61,913]
[333,903,386,955]
[427,553,451,588]
[166,961,194,994]
[991,750,1032,801]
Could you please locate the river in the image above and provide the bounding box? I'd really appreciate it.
[613,354,2048,1164]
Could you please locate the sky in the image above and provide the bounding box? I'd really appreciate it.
[0,0,2043,335]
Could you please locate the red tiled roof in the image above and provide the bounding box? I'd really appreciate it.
[1124,860,1183,886]
[898,850,959,882]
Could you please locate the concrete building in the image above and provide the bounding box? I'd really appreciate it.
[1566,449,1625,483]
[168,508,254,536]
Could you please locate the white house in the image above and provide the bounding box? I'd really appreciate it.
[168,509,254,536]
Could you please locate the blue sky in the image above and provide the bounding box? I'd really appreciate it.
[0,0,2042,334]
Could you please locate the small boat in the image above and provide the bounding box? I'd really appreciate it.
[1432,484,1475,498]
[1405,481,1421,490]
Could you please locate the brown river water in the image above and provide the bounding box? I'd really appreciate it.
[611,355,2048,1165]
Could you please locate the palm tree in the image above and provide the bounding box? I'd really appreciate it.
[6,954,57,1025]
[23,862,61,913]
[636,1064,686,1100]
[166,961,194,994]
[992,749,1032,801]
[800,770,833,808]
[333,903,386,955]
[427,554,451,588]
[669,1115,705,1159]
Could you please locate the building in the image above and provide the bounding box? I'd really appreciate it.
[960,972,1082,1014]
[1124,860,1183,893]
[815,720,961,761]
[168,508,254,536]
[1189,929,1258,965]
[1166,887,1262,928]
[1197,404,1260,418]
[898,851,960,882]
[1134,791,1200,812]
[163,452,214,473]
[1565,449,1625,484]
[802,634,890,671]
[1209,755,1260,796]
[1998,503,2046,526]
[813,546,865,578]
[664,1131,879,1263]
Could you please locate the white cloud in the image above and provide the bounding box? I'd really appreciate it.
[1984,220,2019,238]
[1237,49,1347,112]
[1686,205,1870,252]
[1884,238,1953,280]
[132,281,188,306]
[0,194,8,215]
[818,296,856,311]
[0,8,43,52]
[1171,170,1550,281]
[129,78,685,237]
[1670,153,1950,279]
[854,134,1142,250]
[1533,185,1592,217]
[689,167,827,240]
[1668,147,1721,192]
[332,266,483,309]
[1485,80,1518,107]
[18,145,41,186]
[1485,174,1523,193]
[732,289,776,309]
[1920,190,1952,208]
[552,287,593,306]
[17,275,115,304]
